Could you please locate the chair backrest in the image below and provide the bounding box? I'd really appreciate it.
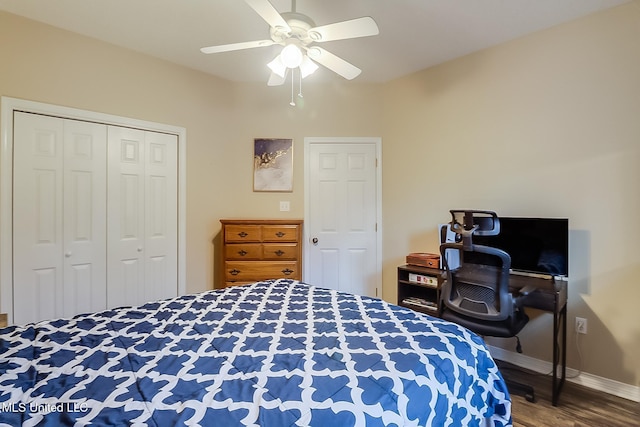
[440,242,514,322]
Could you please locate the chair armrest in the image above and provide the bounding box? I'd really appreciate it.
[518,284,537,296]
[513,285,537,310]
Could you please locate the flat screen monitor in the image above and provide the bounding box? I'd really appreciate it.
[469,217,569,277]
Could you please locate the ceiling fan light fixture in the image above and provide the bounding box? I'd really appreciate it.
[299,55,318,78]
[267,55,286,78]
[280,43,303,68]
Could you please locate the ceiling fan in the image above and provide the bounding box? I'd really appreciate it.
[200,0,379,86]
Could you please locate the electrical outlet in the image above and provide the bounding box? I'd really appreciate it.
[575,317,587,334]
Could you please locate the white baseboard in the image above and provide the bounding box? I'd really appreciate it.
[487,345,640,403]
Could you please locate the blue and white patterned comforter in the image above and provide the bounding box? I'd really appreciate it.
[0,279,511,426]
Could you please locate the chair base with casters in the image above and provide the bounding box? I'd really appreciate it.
[439,209,536,403]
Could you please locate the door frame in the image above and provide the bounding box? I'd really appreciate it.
[0,97,187,324]
[303,136,383,297]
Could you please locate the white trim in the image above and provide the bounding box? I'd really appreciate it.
[0,97,187,324]
[303,137,383,297]
[487,345,640,403]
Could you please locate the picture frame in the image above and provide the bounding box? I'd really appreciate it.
[253,138,294,192]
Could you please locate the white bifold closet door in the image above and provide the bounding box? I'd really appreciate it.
[107,126,178,308]
[12,112,178,325]
[13,113,107,325]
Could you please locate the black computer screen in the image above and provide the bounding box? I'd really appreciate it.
[470,217,569,277]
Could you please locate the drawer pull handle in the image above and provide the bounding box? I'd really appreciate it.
[275,250,285,257]
[238,231,248,238]
[282,268,294,276]
[230,269,241,276]
[238,250,248,256]
[275,232,286,238]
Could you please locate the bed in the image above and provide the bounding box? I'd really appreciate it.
[0,279,511,426]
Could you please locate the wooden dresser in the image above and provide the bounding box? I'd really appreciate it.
[220,219,303,287]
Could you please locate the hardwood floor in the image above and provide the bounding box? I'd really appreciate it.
[501,363,640,426]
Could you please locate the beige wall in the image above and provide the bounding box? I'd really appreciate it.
[1,2,639,390]
[382,3,640,387]
[0,12,383,297]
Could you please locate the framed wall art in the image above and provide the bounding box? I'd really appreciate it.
[253,138,293,192]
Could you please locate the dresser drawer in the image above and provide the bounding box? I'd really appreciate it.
[262,225,299,242]
[225,261,299,282]
[225,225,262,242]
[262,243,298,260]
[225,244,262,260]
[224,281,253,288]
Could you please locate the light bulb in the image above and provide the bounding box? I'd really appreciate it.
[280,44,303,69]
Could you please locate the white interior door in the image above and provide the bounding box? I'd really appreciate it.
[13,112,107,324]
[107,126,178,308]
[304,138,381,297]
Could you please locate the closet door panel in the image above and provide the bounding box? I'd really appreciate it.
[63,120,107,317]
[13,113,63,324]
[107,126,146,308]
[145,132,178,302]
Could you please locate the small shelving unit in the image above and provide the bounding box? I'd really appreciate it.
[397,264,444,316]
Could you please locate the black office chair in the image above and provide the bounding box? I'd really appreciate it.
[439,209,535,403]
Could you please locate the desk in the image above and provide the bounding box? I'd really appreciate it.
[509,273,567,406]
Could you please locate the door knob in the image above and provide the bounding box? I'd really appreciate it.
[65,251,72,258]
[312,237,318,245]
[137,247,143,252]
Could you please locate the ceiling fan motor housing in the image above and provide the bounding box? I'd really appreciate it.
[271,12,319,45]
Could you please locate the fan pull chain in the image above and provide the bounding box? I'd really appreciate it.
[298,71,303,99]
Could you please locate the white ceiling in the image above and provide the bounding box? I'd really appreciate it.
[0,0,630,84]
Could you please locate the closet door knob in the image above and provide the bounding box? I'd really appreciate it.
[137,247,143,252]
[65,251,72,258]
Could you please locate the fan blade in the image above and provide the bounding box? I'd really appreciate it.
[267,70,288,86]
[308,17,379,42]
[245,0,291,32]
[200,39,275,54]
[306,47,361,80]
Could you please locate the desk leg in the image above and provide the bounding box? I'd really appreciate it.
[552,303,567,406]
